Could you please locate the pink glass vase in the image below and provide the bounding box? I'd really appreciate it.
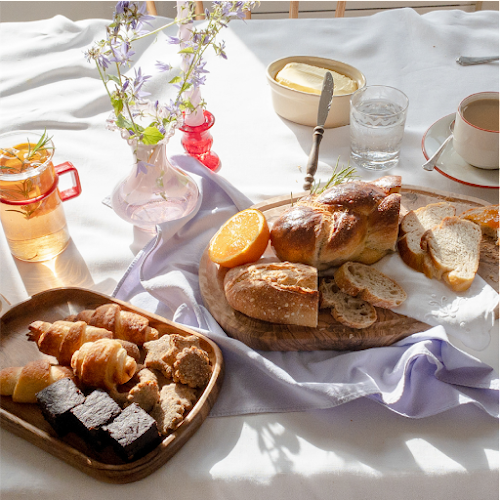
[110,140,199,233]
[179,110,221,172]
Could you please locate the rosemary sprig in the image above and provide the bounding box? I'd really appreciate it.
[26,130,54,161]
[0,129,53,173]
[310,157,358,195]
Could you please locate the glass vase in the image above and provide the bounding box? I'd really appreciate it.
[110,139,199,233]
[179,110,220,172]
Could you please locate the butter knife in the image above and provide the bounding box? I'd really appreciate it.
[303,71,334,191]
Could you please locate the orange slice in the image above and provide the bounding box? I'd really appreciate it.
[208,209,270,268]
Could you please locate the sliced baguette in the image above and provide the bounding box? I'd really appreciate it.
[420,216,482,292]
[334,262,407,309]
[224,261,319,327]
[460,204,499,245]
[398,202,456,273]
[319,279,377,329]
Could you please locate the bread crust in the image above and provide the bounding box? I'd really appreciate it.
[319,279,377,329]
[334,262,407,309]
[460,204,499,244]
[420,216,482,292]
[224,261,319,327]
[270,177,401,270]
[397,202,456,274]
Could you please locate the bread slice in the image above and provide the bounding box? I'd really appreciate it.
[460,204,499,245]
[398,202,456,274]
[224,261,319,327]
[319,279,377,329]
[334,262,407,309]
[420,216,482,292]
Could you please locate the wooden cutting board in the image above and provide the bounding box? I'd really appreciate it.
[0,288,224,483]
[199,185,498,352]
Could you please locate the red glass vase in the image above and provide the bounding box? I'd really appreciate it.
[179,110,220,172]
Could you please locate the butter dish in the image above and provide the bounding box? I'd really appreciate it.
[266,56,366,128]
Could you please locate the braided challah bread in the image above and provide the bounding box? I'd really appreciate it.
[270,176,402,270]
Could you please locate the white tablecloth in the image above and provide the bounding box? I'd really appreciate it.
[0,7,498,499]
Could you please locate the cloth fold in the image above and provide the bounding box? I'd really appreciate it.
[114,154,499,419]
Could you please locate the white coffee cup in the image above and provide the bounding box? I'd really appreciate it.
[453,92,499,170]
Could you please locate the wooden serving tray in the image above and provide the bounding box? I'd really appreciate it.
[199,185,498,351]
[0,288,224,484]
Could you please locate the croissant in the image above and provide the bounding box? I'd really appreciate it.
[71,338,137,391]
[0,359,74,403]
[28,320,113,365]
[70,304,158,345]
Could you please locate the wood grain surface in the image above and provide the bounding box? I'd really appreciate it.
[199,185,499,351]
[0,288,224,483]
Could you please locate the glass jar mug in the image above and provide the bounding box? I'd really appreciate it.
[0,131,81,262]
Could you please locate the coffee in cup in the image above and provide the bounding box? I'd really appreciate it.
[452,92,499,170]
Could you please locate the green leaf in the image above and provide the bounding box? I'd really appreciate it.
[107,75,121,85]
[168,76,182,84]
[142,126,164,145]
[111,96,124,114]
[178,47,195,54]
[115,114,134,130]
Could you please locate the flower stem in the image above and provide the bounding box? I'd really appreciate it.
[115,62,139,134]
[131,19,180,42]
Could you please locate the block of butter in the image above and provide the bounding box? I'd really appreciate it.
[275,62,358,96]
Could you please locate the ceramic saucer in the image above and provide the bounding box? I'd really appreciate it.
[422,113,499,189]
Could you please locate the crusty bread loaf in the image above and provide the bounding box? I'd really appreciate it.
[270,176,402,271]
[460,204,499,245]
[334,262,407,309]
[319,279,377,329]
[398,202,456,274]
[224,261,319,327]
[420,216,482,292]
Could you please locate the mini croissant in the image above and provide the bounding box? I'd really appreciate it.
[71,338,137,391]
[70,304,158,346]
[0,359,74,403]
[28,320,113,366]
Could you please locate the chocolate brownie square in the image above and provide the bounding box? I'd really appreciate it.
[36,378,85,435]
[70,389,121,448]
[103,403,161,461]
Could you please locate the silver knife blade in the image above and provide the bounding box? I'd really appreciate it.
[317,71,334,126]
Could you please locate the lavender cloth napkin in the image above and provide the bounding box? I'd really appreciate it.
[113,155,499,419]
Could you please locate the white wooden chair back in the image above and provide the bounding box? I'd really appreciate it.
[145,2,347,19]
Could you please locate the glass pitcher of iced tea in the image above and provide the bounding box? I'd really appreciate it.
[0,131,81,262]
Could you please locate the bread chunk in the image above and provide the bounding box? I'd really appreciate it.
[320,279,377,329]
[270,177,401,270]
[398,202,456,274]
[224,261,319,327]
[334,262,407,309]
[460,204,499,245]
[421,216,482,292]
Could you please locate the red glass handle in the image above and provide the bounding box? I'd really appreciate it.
[54,161,82,201]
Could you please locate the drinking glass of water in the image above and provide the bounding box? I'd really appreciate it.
[350,85,409,171]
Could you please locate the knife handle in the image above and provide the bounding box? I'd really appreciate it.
[303,125,325,191]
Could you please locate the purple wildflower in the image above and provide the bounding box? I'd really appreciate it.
[166,36,181,45]
[155,61,172,72]
[114,1,130,15]
[109,40,135,64]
